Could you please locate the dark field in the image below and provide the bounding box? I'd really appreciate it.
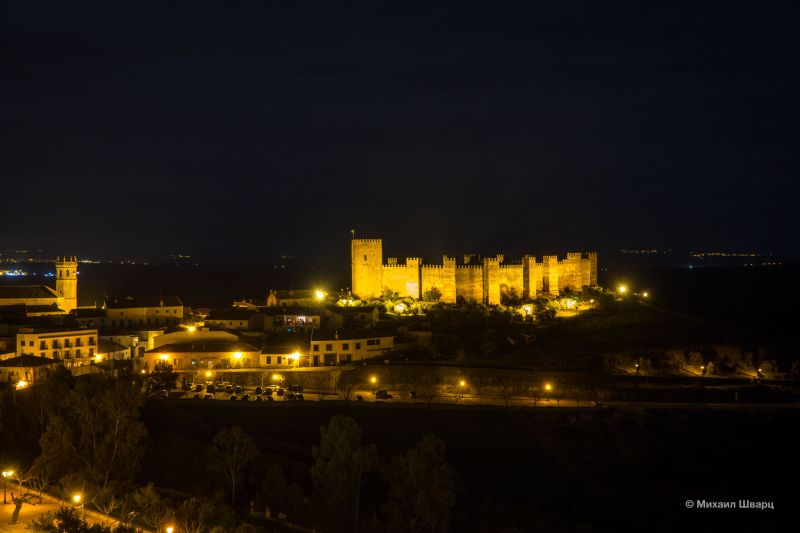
[141,401,794,531]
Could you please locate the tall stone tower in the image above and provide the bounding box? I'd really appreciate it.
[351,239,383,300]
[55,256,78,313]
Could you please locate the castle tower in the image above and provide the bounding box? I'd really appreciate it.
[55,255,78,313]
[351,239,383,300]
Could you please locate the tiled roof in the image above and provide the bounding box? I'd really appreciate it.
[105,296,183,309]
[206,309,254,320]
[145,341,259,354]
[0,354,60,368]
[0,285,58,300]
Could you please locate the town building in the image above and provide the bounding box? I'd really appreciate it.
[205,309,254,330]
[0,257,79,314]
[266,289,319,307]
[310,331,395,365]
[351,238,598,304]
[0,354,61,387]
[101,296,184,329]
[143,340,260,371]
[16,327,98,364]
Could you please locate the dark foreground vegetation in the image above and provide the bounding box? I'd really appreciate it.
[3,368,795,531]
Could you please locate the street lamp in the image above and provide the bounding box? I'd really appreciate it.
[458,380,466,400]
[166,527,174,533]
[370,375,377,394]
[617,285,627,295]
[73,493,84,518]
[3,470,14,504]
[315,290,326,302]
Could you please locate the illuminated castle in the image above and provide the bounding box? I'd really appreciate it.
[351,238,597,304]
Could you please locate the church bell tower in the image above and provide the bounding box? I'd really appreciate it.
[55,256,78,313]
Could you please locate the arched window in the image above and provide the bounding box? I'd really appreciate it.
[59,270,63,277]
[364,254,367,261]
[66,270,70,276]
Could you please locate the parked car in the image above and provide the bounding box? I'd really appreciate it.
[409,390,417,399]
[240,393,249,401]
[254,386,263,395]
[296,393,304,401]
[255,395,263,402]
[356,395,364,401]
[234,386,243,395]
[203,393,214,400]
[289,385,303,393]
[224,385,233,394]
[276,388,284,396]
[206,384,216,394]
[375,390,392,400]
[229,394,238,401]
[193,393,202,399]
[193,384,204,392]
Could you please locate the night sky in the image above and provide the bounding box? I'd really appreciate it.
[2,1,798,263]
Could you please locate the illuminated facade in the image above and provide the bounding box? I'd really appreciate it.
[352,238,598,304]
[16,328,98,364]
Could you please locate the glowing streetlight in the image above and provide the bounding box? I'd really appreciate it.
[522,305,532,315]
[617,285,628,294]
[544,383,552,392]
[15,380,28,389]
[459,379,466,387]
[188,326,196,333]
[159,354,170,361]
[394,302,406,313]
[370,376,377,385]
[166,527,174,533]
[233,352,243,359]
[205,371,212,378]
[3,470,15,504]
[315,290,326,301]
[94,354,103,363]
[642,291,649,298]
[272,374,282,381]
[73,494,81,504]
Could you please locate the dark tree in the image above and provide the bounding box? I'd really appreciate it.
[311,416,378,530]
[384,434,456,533]
[210,426,258,505]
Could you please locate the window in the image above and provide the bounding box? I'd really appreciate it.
[40,341,47,349]
[40,352,46,357]
[89,348,94,356]
[364,254,367,261]
[367,339,380,346]
[277,356,282,365]
[325,344,333,351]
[76,349,81,357]
[343,343,349,350]
[65,350,71,358]
[355,342,361,349]
[266,356,271,365]
[29,340,34,346]
[313,344,319,352]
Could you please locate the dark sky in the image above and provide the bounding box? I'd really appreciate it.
[2,1,798,264]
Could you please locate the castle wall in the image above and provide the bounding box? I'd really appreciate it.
[542,256,560,296]
[381,258,420,298]
[580,257,591,287]
[482,257,501,305]
[455,265,483,302]
[350,238,598,303]
[498,263,524,302]
[421,256,456,303]
[559,253,583,291]
[351,239,383,300]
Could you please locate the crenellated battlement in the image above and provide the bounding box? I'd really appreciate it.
[350,234,597,302]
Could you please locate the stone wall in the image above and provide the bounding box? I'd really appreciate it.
[455,265,483,302]
[421,256,457,303]
[382,258,421,298]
